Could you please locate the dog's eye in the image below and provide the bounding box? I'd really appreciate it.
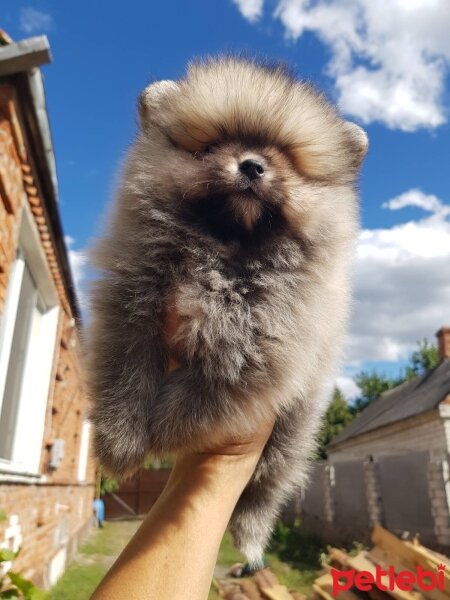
[192,143,215,159]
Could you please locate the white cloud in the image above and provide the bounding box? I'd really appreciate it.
[233,0,264,23]
[65,236,87,306]
[19,7,53,34]
[382,188,450,216]
[336,375,361,400]
[345,189,450,364]
[233,0,450,131]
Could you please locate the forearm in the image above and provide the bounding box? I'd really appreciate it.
[91,451,259,600]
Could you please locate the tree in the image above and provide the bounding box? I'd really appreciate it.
[404,338,440,379]
[317,388,353,459]
[351,338,439,416]
[99,473,119,496]
[320,339,441,453]
[351,371,400,415]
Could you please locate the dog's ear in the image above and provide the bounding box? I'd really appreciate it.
[138,80,180,129]
[344,121,369,165]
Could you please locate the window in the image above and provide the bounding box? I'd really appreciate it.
[77,420,91,482]
[0,206,59,474]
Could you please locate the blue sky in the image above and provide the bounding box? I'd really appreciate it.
[2,0,450,396]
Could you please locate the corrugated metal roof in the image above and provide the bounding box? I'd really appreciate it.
[328,358,450,448]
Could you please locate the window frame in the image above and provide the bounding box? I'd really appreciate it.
[0,203,59,475]
[77,420,91,482]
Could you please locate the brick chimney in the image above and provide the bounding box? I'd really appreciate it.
[436,327,450,360]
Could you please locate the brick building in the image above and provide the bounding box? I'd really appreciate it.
[327,327,450,464]
[0,33,96,587]
[301,327,450,550]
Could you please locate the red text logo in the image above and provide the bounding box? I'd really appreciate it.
[331,564,446,597]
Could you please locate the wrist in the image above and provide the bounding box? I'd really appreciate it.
[171,451,258,493]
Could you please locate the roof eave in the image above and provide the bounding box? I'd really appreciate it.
[0,35,51,76]
[0,36,81,321]
[327,403,445,451]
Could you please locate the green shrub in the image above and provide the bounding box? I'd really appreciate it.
[99,475,119,496]
[268,520,324,570]
[0,548,48,599]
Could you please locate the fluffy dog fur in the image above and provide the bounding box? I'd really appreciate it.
[87,57,367,564]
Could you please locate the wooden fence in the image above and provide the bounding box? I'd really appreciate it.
[104,468,171,519]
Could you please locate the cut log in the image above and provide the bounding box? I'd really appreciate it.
[289,592,307,600]
[344,551,424,600]
[313,582,335,600]
[253,569,280,589]
[328,547,352,568]
[240,578,264,600]
[312,573,361,600]
[259,585,294,600]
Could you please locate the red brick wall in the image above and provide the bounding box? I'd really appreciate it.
[0,86,23,310]
[0,83,96,586]
[0,485,94,587]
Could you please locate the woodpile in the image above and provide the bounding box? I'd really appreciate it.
[215,525,449,600]
[213,566,306,600]
[313,524,450,600]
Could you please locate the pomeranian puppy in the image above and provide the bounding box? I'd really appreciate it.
[87,57,367,564]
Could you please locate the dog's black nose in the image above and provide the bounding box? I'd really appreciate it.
[239,159,265,180]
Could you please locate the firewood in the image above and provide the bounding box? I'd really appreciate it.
[313,573,361,600]
[372,525,449,600]
[240,578,264,599]
[253,568,279,589]
[259,584,295,600]
[289,592,306,600]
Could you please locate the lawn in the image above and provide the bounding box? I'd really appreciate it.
[209,528,321,599]
[50,520,140,600]
[50,520,320,599]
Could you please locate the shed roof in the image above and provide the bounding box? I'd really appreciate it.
[328,358,450,448]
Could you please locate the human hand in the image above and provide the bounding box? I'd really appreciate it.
[163,292,275,476]
[92,415,274,600]
[93,306,275,600]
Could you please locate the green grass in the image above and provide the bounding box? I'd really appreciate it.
[81,520,139,556]
[266,552,318,596]
[210,526,321,598]
[209,534,244,599]
[51,520,321,600]
[217,532,245,566]
[50,563,107,600]
[267,521,324,597]
[208,588,222,600]
[50,521,140,600]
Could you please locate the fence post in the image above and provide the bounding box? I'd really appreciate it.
[324,464,335,524]
[364,457,384,527]
[428,454,450,546]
